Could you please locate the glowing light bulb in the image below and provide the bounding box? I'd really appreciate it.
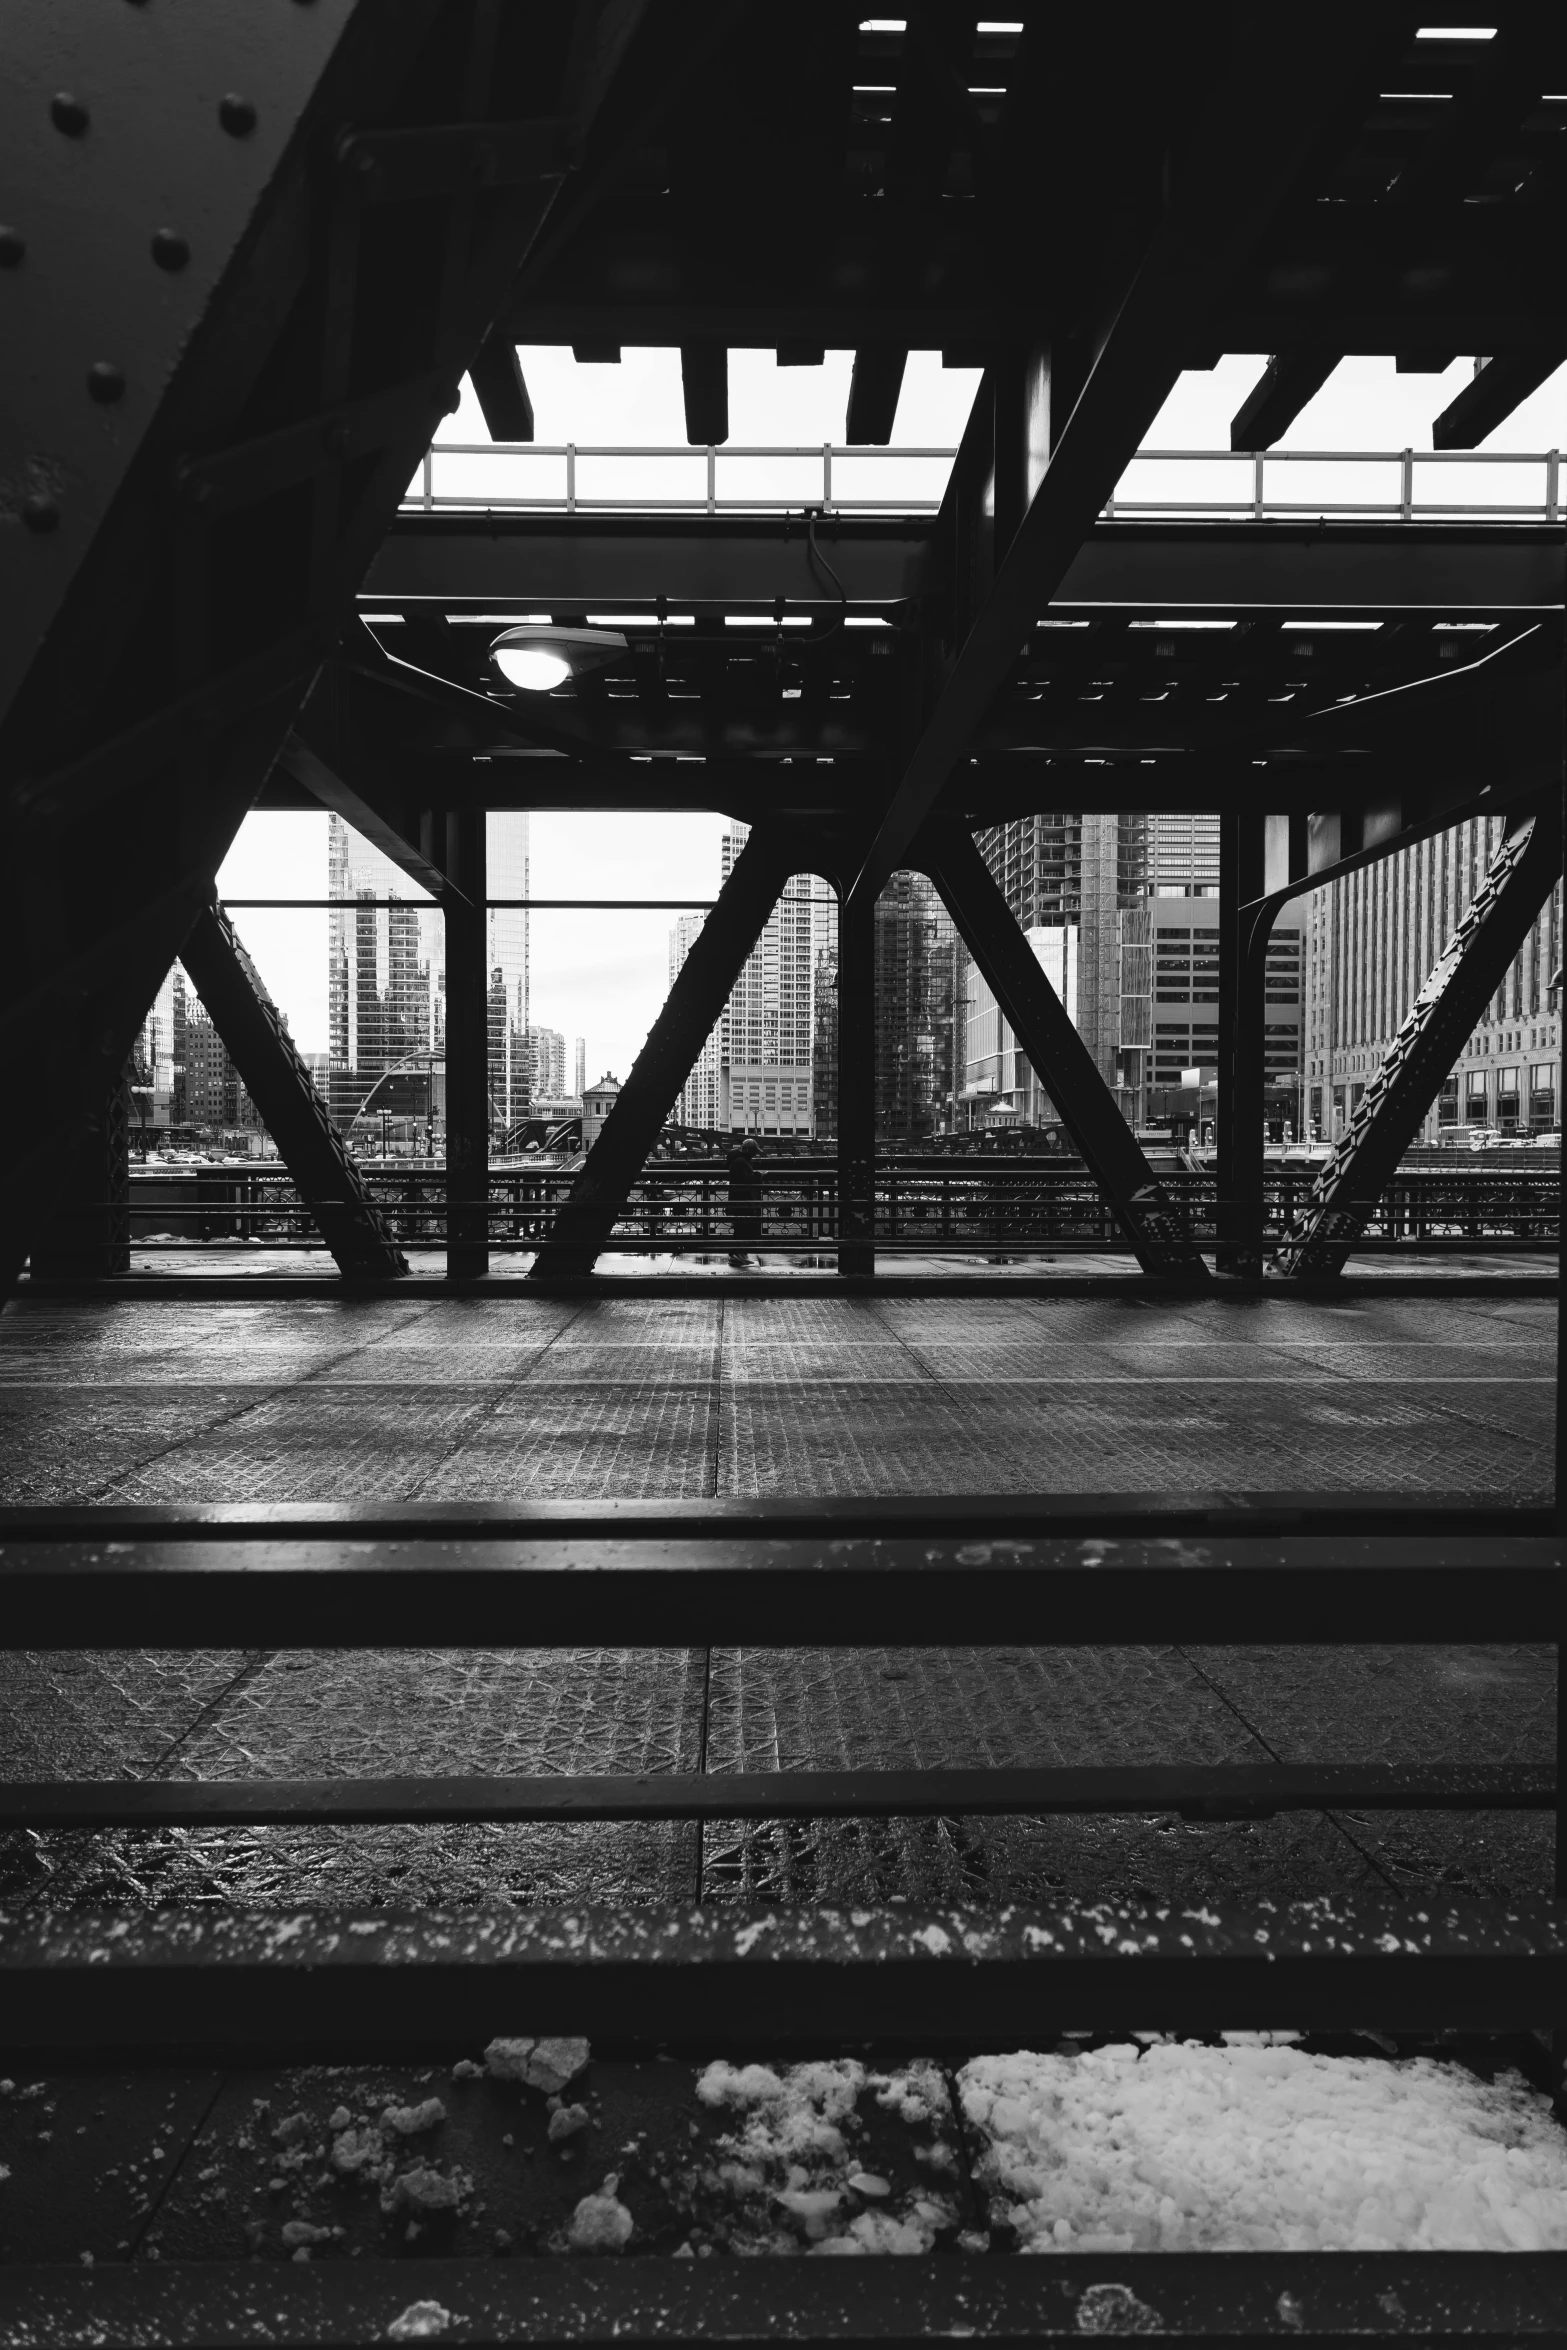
[493,646,571,692]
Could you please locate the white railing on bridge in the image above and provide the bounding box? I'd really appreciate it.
[403,441,1561,523]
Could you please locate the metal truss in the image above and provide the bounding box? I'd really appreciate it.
[528,820,800,1278]
[853,12,1405,904]
[177,903,408,1281]
[0,0,655,1296]
[1277,804,1564,1279]
[915,819,1209,1282]
[359,511,1566,624]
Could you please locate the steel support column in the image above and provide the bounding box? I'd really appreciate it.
[443,810,489,1279]
[1218,809,1268,1273]
[836,883,877,1278]
[28,1072,130,1281]
[916,821,1208,1282]
[177,906,408,1282]
[1278,806,1562,1278]
[529,824,796,1279]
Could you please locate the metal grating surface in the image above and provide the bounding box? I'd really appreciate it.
[0,1648,706,1913]
[0,1290,1553,1912]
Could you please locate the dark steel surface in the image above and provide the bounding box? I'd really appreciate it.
[1,1494,1552,1536]
[4,2252,1567,2347]
[3,1895,1564,2051]
[0,1532,1557,1651]
[1,1762,1552,1833]
[354,514,1567,626]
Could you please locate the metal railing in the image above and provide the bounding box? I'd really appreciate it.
[402,441,1562,522]
[102,1156,1560,1257]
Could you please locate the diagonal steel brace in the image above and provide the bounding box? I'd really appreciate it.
[178,904,409,1281]
[914,819,1210,1281]
[528,820,799,1278]
[1277,805,1562,1279]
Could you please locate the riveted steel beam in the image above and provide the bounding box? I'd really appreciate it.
[177,903,408,1281]
[915,818,1210,1282]
[1278,804,1564,1278]
[1,0,653,1298]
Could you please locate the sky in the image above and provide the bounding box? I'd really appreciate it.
[218,347,1567,1079]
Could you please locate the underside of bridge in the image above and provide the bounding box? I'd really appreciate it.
[1,3,1565,2341]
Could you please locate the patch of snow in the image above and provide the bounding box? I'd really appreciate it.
[1075,2282,1165,2333]
[484,2035,590,2093]
[381,2099,446,2137]
[568,2175,635,2251]
[330,2127,386,2179]
[959,2042,1567,2252]
[386,2301,455,2341]
[380,2164,474,2217]
[691,2059,959,2255]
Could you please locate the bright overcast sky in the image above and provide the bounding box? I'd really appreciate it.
[219,349,1567,1073]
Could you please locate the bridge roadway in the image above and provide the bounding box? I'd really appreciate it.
[0,1284,1551,1921]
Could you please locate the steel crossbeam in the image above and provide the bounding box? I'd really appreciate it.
[0,1531,1556,1650]
[0,1762,1551,1835]
[3,1896,1564,2050]
[176,904,409,1281]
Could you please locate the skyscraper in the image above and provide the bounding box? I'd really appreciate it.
[1303,815,1562,1142]
[961,812,1147,1124]
[527,1024,569,1101]
[668,913,720,1129]
[327,811,529,1136]
[328,815,443,1132]
[689,824,823,1137]
[487,812,530,1127]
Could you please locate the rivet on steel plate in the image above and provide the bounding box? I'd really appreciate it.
[87,363,127,405]
[0,228,25,268]
[151,230,190,272]
[51,94,90,137]
[219,95,258,138]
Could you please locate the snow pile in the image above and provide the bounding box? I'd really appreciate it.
[692,2059,961,2254]
[958,2041,1567,2253]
